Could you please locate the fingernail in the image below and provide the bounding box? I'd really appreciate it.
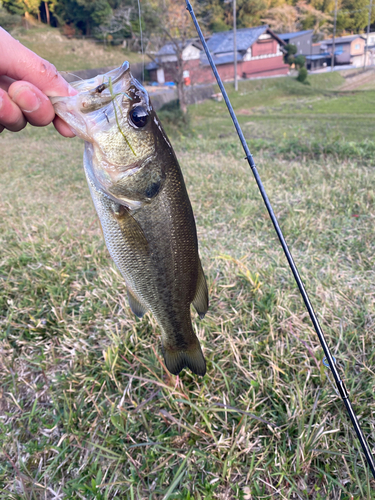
[69,85,78,96]
[13,87,41,113]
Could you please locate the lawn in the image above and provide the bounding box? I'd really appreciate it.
[1,71,375,499]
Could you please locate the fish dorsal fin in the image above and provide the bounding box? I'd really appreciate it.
[192,260,209,319]
[127,286,147,318]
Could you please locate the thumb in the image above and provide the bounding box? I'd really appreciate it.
[0,27,76,97]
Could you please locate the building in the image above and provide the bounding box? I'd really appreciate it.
[305,42,330,71]
[361,31,375,66]
[147,39,202,84]
[200,26,288,82]
[278,30,314,56]
[147,25,289,85]
[320,35,367,67]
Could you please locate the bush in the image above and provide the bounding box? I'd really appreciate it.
[283,43,297,65]
[297,67,308,83]
[0,8,22,31]
[294,54,306,69]
[157,99,190,133]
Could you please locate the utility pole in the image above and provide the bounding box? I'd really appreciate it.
[331,0,338,71]
[364,0,373,70]
[233,0,238,91]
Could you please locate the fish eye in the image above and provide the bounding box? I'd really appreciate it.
[96,83,106,93]
[130,106,148,128]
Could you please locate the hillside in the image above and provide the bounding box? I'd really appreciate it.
[10,25,145,72]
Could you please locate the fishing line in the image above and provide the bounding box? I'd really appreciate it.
[136,0,145,82]
[184,0,375,481]
[60,71,84,81]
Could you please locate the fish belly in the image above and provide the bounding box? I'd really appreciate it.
[83,144,207,375]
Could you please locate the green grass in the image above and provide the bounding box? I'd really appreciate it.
[10,25,144,71]
[1,72,375,499]
[188,72,375,145]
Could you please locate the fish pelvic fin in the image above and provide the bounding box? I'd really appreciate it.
[192,260,209,319]
[126,286,147,318]
[162,341,206,376]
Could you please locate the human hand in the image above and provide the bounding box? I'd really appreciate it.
[0,27,77,137]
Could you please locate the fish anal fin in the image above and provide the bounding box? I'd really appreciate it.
[162,342,206,376]
[192,260,209,319]
[127,287,147,318]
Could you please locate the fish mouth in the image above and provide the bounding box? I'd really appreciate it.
[50,62,140,141]
[51,62,154,203]
[69,61,130,93]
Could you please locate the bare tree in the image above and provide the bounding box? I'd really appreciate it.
[147,0,198,114]
[95,5,133,44]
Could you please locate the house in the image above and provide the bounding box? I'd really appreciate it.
[320,35,367,67]
[278,30,314,56]
[147,25,288,85]
[147,39,202,84]
[200,26,288,82]
[305,43,330,71]
[361,31,375,66]
[305,52,330,70]
[362,31,375,47]
[277,30,327,71]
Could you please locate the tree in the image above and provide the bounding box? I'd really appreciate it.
[297,66,308,82]
[198,0,288,32]
[335,0,375,33]
[2,0,26,16]
[297,0,330,36]
[94,4,133,44]
[54,0,112,35]
[262,4,299,32]
[3,0,40,17]
[282,42,308,82]
[263,1,330,36]
[94,0,159,49]
[283,42,297,65]
[147,0,198,113]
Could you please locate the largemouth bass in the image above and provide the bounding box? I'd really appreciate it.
[51,62,208,376]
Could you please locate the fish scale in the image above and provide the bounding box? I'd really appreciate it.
[51,62,208,376]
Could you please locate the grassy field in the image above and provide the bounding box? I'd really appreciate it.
[1,71,375,499]
[10,26,144,71]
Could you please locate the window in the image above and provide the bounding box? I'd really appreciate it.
[355,43,360,49]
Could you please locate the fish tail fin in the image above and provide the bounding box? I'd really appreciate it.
[162,342,206,376]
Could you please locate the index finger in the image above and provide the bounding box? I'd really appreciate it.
[0,27,76,98]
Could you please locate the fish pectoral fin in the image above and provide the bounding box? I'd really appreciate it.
[127,287,147,318]
[192,261,209,319]
[162,341,206,376]
[113,204,149,255]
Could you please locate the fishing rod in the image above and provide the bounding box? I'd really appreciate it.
[185,0,375,481]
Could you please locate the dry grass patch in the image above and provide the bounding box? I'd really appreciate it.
[11,26,144,71]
